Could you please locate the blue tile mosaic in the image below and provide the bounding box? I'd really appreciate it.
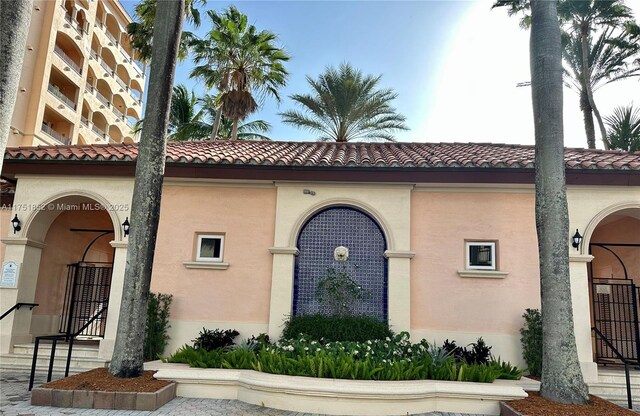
[293,207,388,321]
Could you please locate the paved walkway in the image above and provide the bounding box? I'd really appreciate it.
[0,371,488,416]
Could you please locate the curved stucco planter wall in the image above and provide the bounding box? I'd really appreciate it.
[151,363,528,416]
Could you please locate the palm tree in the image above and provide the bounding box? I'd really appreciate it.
[557,0,635,149]
[280,63,409,142]
[190,6,289,140]
[127,0,205,64]
[604,104,640,151]
[109,0,185,378]
[165,85,271,141]
[529,0,589,404]
[563,28,640,148]
[494,0,638,149]
[0,0,33,174]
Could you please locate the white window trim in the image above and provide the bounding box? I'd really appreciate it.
[196,234,225,262]
[465,241,496,271]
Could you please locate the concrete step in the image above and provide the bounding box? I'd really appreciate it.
[597,368,640,384]
[12,343,100,358]
[0,353,108,372]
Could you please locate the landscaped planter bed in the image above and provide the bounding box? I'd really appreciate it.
[30,368,176,411]
[499,392,636,416]
[152,362,528,415]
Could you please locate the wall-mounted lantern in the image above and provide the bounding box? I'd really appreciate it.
[571,229,582,251]
[122,217,130,237]
[11,215,21,234]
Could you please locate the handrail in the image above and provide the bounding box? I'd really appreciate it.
[592,327,633,409]
[0,303,38,321]
[28,305,107,391]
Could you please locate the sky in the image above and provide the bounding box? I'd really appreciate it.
[122,0,640,149]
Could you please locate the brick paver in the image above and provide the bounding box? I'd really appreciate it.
[0,371,489,416]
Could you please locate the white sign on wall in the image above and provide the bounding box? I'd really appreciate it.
[0,262,20,289]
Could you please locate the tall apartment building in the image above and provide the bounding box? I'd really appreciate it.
[8,0,146,147]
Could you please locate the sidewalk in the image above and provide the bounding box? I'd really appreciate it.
[0,371,489,416]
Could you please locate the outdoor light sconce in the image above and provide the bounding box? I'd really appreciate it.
[11,214,21,234]
[303,189,316,196]
[122,217,130,237]
[571,229,582,251]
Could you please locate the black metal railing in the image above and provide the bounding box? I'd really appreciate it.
[592,327,634,409]
[28,305,107,391]
[0,303,38,321]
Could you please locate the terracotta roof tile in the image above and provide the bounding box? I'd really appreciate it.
[4,141,640,171]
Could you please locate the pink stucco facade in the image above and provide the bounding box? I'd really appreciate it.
[149,185,277,324]
[410,191,541,335]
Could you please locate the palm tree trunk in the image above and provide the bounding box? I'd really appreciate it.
[580,24,609,149]
[0,0,33,173]
[231,117,239,140]
[109,0,185,378]
[579,90,596,149]
[209,108,222,140]
[530,0,589,404]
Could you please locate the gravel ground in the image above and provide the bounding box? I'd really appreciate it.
[0,371,489,416]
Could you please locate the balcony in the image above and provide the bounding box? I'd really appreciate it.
[85,82,93,93]
[100,59,114,76]
[48,84,76,110]
[95,90,110,107]
[54,46,82,75]
[63,14,83,37]
[81,116,89,126]
[41,123,71,145]
[115,77,127,91]
[104,30,117,45]
[92,124,106,138]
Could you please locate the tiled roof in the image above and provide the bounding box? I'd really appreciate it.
[4,141,640,170]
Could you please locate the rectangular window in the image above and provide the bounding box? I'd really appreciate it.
[196,234,224,262]
[466,241,496,270]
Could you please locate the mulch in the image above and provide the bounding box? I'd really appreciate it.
[42,368,170,392]
[507,392,636,416]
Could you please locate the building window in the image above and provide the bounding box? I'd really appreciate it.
[465,241,496,270]
[196,234,224,262]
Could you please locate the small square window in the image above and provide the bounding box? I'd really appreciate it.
[466,242,496,270]
[196,234,224,262]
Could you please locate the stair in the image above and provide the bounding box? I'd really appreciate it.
[588,368,640,405]
[0,343,109,375]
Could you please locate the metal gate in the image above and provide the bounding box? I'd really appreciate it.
[590,242,640,365]
[59,261,112,338]
[591,278,640,365]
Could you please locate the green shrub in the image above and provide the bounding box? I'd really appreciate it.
[490,357,524,380]
[193,328,239,351]
[144,293,172,361]
[520,308,542,377]
[442,338,492,365]
[316,266,366,316]
[281,314,393,342]
[167,332,521,383]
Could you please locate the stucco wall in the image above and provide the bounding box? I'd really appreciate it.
[150,184,276,351]
[410,188,540,365]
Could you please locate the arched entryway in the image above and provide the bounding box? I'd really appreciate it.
[26,195,116,340]
[293,206,388,321]
[587,207,640,365]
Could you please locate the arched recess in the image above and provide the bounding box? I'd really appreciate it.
[123,136,135,144]
[108,124,123,143]
[100,48,116,74]
[104,14,121,44]
[76,9,87,33]
[95,79,112,106]
[92,112,108,137]
[126,106,140,121]
[112,94,126,118]
[116,65,131,89]
[24,193,118,337]
[130,79,143,101]
[585,203,640,365]
[293,206,388,321]
[288,199,394,250]
[54,32,83,70]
